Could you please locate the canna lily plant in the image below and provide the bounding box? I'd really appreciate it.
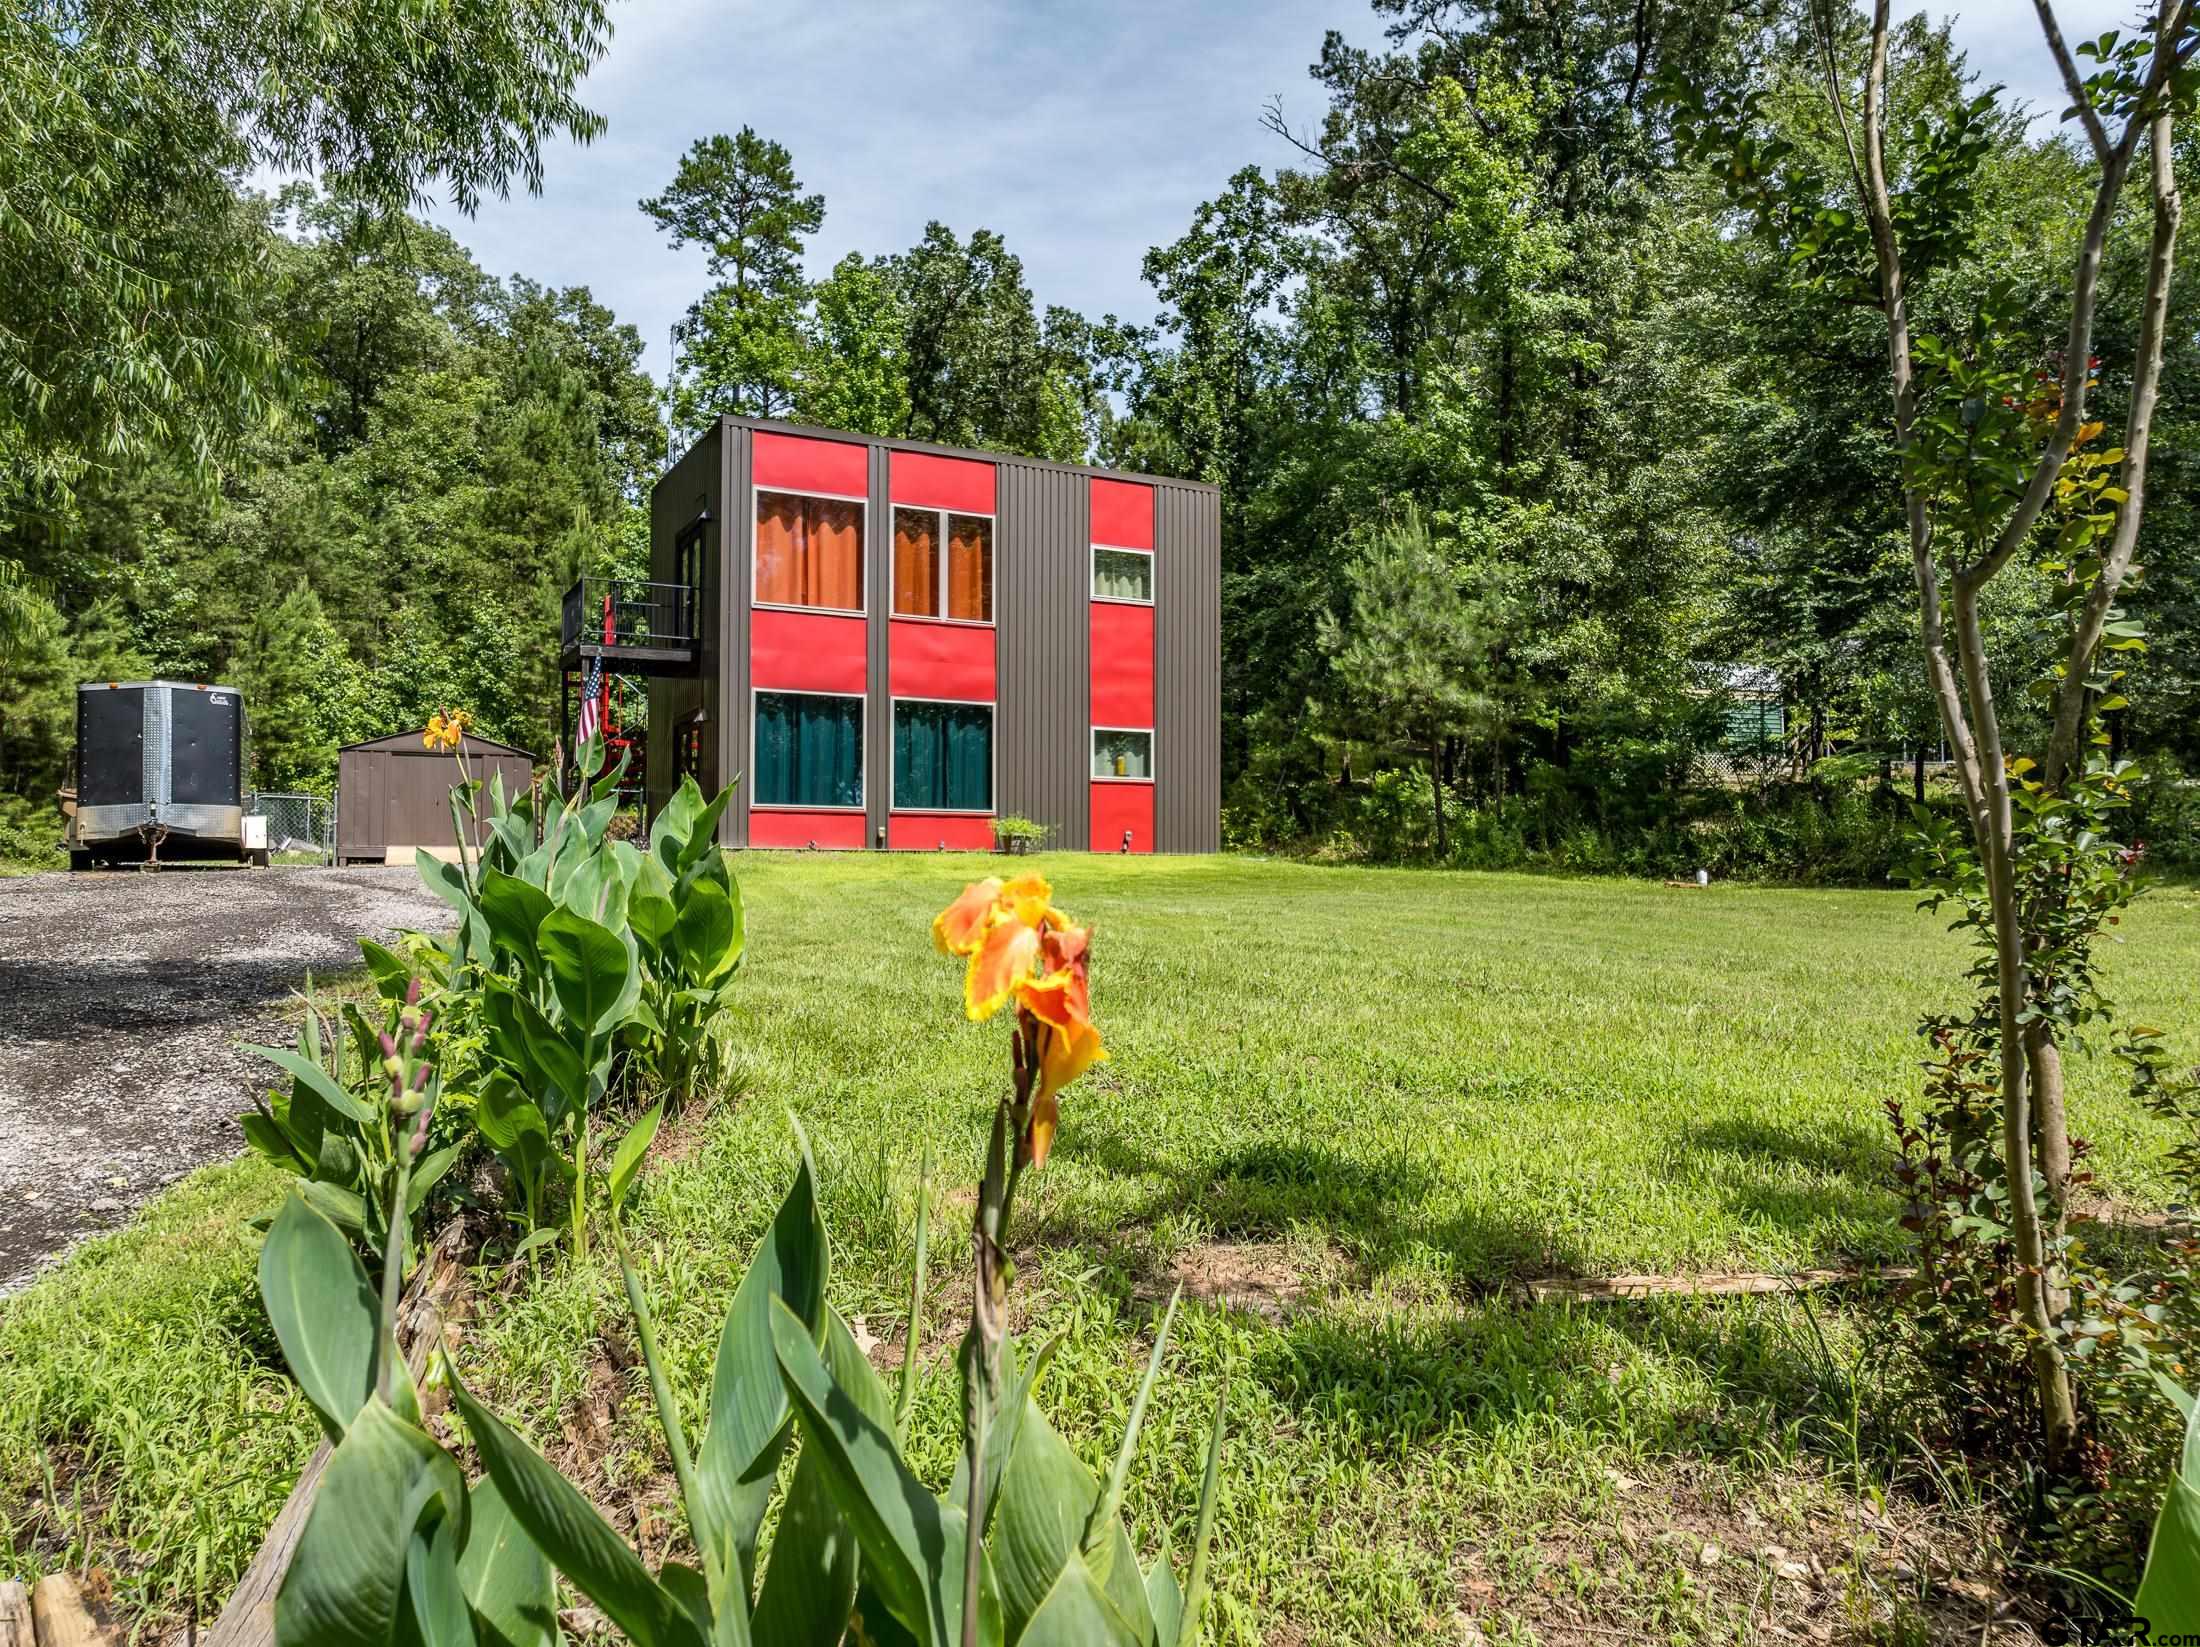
[251,876,1228,1647]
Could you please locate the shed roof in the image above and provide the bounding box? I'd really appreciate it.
[339,729,538,759]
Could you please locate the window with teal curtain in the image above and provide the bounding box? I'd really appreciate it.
[754,692,863,807]
[893,701,993,811]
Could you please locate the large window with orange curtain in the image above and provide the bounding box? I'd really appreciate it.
[755,490,865,611]
[892,506,992,622]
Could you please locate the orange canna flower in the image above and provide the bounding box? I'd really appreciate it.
[1014,923,1093,1036]
[932,877,1005,956]
[1026,1020,1106,1168]
[931,875,1109,1167]
[935,873,1068,1021]
[965,917,1043,1020]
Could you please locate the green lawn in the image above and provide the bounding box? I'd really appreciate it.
[6,855,2198,1642]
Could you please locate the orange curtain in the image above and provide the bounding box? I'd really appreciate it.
[947,515,992,622]
[812,499,862,609]
[894,508,939,616]
[756,493,865,609]
[755,493,804,606]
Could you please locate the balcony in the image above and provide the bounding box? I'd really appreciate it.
[559,578,698,676]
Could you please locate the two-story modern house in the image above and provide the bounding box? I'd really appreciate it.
[567,416,1220,852]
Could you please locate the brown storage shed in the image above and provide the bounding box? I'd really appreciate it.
[336,731,537,865]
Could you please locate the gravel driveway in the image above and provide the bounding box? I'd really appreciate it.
[0,865,450,1290]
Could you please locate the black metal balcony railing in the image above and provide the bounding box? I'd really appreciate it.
[560,578,696,660]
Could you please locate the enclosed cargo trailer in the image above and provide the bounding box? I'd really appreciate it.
[70,681,264,868]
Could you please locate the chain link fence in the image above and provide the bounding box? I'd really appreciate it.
[250,792,334,861]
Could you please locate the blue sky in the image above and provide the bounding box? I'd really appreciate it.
[425,0,2124,387]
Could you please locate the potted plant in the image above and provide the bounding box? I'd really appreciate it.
[991,813,1051,856]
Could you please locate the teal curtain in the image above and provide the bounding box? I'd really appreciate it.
[755,692,862,807]
[894,702,992,810]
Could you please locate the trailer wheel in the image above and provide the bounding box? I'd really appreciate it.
[69,850,93,872]
[253,849,271,868]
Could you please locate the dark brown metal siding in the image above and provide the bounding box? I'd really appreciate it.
[864,441,891,846]
[996,460,1091,850]
[722,424,753,846]
[1155,481,1222,852]
[647,425,723,821]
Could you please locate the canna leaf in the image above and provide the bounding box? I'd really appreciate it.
[694,1127,830,1592]
[676,879,740,985]
[1014,1552,1149,1647]
[358,938,415,1002]
[260,1193,379,1443]
[1083,1291,1181,1570]
[538,908,637,1034]
[240,1110,309,1173]
[1144,1543,1184,1647]
[460,1473,558,1647]
[630,889,679,952]
[403,1514,477,1647]
[409,1144,464,1214]
[1178,1385,1228,1647]
[245,1043,378,1127]
[750,1311,896,1647]
[275,1398,468,1647]
[769,1297,972,1647]
[476,870,554,970]
[609,1103,664,1217]
[450,1374,707,1647]
[296,1178,369,1239]
[987,1390,1150,1643]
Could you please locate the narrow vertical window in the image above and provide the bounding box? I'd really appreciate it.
[947,515,993,621]
[893,507,940,617]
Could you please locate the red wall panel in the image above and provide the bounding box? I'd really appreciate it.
[752,610,866,694]
[888,814,996,851]
[1090,782,1154,854]
[1089,603,1154,728]
[749,809,868,850]
[889,620,996,701]
[753,430,869,496]
[1090,477,1154,549]
[891,451,996,513]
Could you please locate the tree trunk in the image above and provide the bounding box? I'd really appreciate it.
[2026,1021,2073,1314]
[1429,737,1447,860]
[1952,587,2079,1470]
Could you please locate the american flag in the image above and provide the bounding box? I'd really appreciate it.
[576,589,612,749]
[577,653,603,746]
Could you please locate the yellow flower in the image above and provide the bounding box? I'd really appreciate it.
[422,708,474,752]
